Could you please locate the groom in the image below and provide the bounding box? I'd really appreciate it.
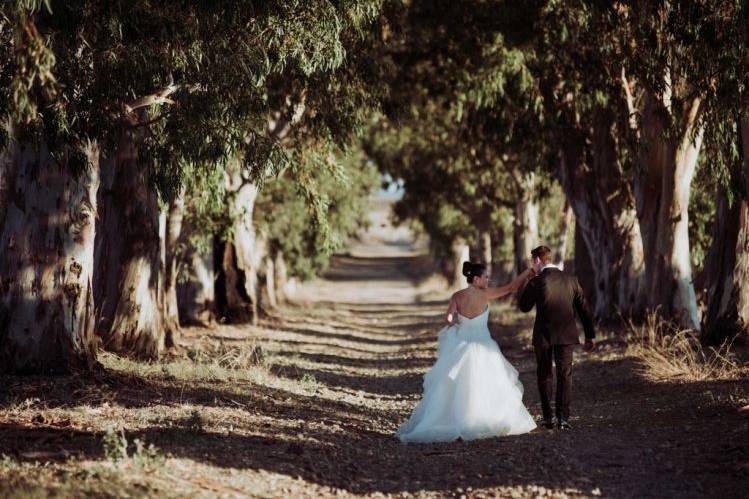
[517,245,595,430]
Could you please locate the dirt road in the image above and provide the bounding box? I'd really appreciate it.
[266,243,748,498]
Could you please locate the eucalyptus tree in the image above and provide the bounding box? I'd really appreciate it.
[702,115,749,345]
[212,8,389,323]
[696,5,749,344]
[367,102,547,282]
[256,146,378,303]
[369,1,551,278]
[584,0,747,329]
[365,116,468,276]
[0,0,386,372]
[520,2,649,320]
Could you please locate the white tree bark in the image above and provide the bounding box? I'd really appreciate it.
[478,229,492,274]
[666,122,703,329]
[216,165,265,323]
[163,193,184,347]
[0,141,100,373]
[510,169,539,275]
[451,239,470,289]
[232,179,261,315]
[513,194,539,274]
[634,89,703,329]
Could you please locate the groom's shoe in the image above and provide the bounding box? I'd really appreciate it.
[557,419,572,430]
[541,417,557,429]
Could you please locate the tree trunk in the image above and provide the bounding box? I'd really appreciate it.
[177,244,215,325]
[702,116,749,344]
[553,201,574,270]
[635,90,703,329]
[94,131,165,359]
[162,194,184,348]
[274,251,288,304]
[512,174,539,275]
[574,223,596,303]
[262,255,278,310]
[0,144,14,229]
[477,230,492,274]
[0,142,100,374]
[451,238,470,288]
[558,111,646,320]
[215,168,263,323]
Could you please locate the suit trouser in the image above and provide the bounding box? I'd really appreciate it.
[534,344,575,420]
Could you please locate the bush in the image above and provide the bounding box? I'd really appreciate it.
[627,311,742,381]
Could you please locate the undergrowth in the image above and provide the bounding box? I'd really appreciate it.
[627,312,744,381]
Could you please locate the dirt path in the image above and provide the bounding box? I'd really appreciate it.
[259,243,748,498]
[1,209,747,498]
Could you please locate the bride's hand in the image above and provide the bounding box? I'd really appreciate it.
[511,268,534,291]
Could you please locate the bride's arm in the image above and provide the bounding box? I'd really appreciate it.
[485,269,536,300]
[446,295,458,325]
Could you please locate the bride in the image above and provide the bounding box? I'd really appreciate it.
[396,261,537,443]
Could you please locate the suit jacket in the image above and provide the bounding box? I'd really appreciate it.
[518,267,595,347]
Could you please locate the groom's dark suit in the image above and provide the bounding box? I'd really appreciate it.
[518,266,595,421]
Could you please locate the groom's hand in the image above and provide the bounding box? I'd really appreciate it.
[583,339,595,353]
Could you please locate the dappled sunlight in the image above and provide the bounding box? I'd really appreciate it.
[2,247,747,497]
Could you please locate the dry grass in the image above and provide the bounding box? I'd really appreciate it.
[627,311,746,381]
[187,339,272,371]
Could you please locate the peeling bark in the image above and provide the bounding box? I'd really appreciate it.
[176,244,215,325]
[0,142,100,374]
[163,194,184,348]
[215,167,264,323]
[94,130,165,359]
[634,90,702,329]
[559,110,646,320]
[702,116,749,344]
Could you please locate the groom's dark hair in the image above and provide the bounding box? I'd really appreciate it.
[531,245,552,263]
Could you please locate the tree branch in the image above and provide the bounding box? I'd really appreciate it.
[122,84,178,116]
[621,67,639,134]
[268,90,307,141]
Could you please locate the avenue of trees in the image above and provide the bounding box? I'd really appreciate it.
[0,0,385,373]
[366,0,749,347]
[1,1,747,374]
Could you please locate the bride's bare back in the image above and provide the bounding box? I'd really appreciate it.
[446,268,535,324]
[452,288,490,318]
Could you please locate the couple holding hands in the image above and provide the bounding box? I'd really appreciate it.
[397,245,595,443]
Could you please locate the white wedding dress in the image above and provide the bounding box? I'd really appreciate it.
[396,306,537,443]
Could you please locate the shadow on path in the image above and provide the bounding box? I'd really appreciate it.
[1,250,747,498]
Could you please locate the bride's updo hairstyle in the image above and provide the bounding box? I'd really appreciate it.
[462,261,487,284]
